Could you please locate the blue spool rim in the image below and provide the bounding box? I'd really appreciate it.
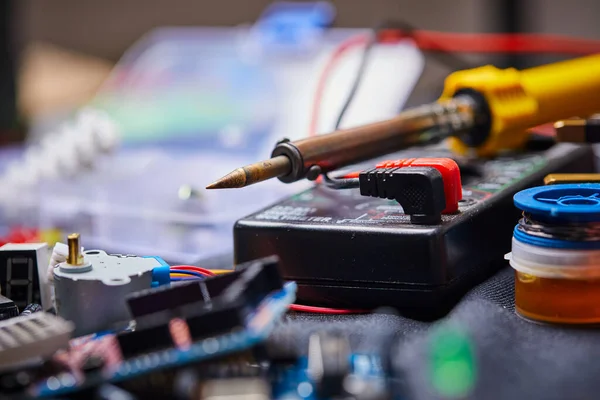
[513,225,600,250]
[513,183,600,223]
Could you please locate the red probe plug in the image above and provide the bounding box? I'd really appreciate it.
[375,158,462,213]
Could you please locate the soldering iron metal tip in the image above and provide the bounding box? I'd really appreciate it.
[206,169,247,189]
[206,155,292,190]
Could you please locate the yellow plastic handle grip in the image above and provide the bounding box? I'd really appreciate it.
[440,54,600,156]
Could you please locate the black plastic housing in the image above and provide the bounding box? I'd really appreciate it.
[117,312,175,358]
[183,300,247,340]
[0,294,18,320]
[126,281,205,319]
[234,144,594,319]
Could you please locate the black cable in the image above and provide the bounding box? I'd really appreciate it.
[331,19,473,136]
[333,29,378,130]
[322,25,379,190]
[323,173,359,189]
[322,20,473,190]
[378,19,473,71]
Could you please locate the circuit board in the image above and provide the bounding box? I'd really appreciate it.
[32,282,297,397]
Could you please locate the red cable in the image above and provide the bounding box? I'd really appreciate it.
[288,303,370,315]
[309,34,367,138]
[308,31,600,138]
[380,30,600,54]
[170,265,215,276]
[170,267,363,313]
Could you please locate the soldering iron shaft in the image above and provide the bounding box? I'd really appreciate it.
[207,95,479,189]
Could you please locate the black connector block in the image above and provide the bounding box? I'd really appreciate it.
[116,256,285,358]
[182,300,247,340]
[126,281,205,319]
[117,312,175,359]
[0,294,18,320]
[359,167,446,224]
[220,256,284,306]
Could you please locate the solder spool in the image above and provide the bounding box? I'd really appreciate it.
[505,184,600,324]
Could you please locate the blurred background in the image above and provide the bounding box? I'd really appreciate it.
[1,0,599,264]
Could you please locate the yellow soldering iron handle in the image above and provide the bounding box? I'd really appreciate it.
[439,53,600,156]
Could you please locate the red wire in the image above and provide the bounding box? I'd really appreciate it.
[170,267,363,313]
[170,265,215,276]
[308,30,600,139]
[296,31,590,315]
[288,303,370,315]
[309,34,367,138]
[381,30,600,54]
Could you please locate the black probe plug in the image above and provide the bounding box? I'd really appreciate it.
[359,167,446,224]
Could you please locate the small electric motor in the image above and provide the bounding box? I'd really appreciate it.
[53,234,168,336]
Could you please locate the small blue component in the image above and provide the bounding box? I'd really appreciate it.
[256,1,335,47]
[513,225,600,249]
[272,354,384,399]
[146,256,170,287]
[514,184,600,223]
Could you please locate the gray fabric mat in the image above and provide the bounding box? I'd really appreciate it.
[270,266,600,399]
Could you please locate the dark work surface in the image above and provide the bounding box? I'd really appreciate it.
[269,266,600,400]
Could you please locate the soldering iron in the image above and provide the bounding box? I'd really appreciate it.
[207,54,600,190]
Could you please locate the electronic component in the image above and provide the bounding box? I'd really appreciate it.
[273,353,386,400]
[116,312,175,358]
[117,256,283,358]
[359,167,446,224]
[0,369,37,394]
[506,184,600,324]
[0,242,48,310]
[183,300,246,341]
[0,294,18,320]
[53,234,169,336]
[19,303,42,316]
[307,331,351,398]
[208,54,600,190]
[125,255,282,320]
[216,256,284,306]
[555,117,600,143]
[34,280,297,397]
[96,384,137,400]
[235,144,594,317]
[373,158,462,214]
[199,377,271,400]
[126,281,204,320]
[427,326,476,398]
[0,312,74,371]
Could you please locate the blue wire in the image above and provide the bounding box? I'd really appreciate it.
[170,269,207,279]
